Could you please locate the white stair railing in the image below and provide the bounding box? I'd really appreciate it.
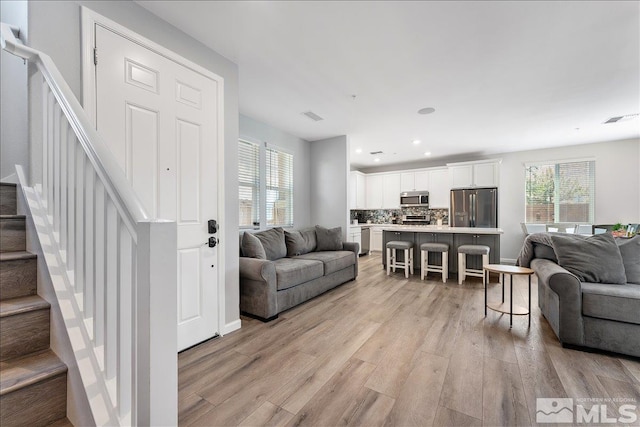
[1,22,177,426]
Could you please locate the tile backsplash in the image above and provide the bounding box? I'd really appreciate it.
[350,207,449,225]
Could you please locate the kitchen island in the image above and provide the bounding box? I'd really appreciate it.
[382,226,503,275]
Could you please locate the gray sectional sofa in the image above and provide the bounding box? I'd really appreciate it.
[239,226,359,321]
[518,233,639,357]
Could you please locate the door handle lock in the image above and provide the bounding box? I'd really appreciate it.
[208,219,218,234]
[206,237,219,248]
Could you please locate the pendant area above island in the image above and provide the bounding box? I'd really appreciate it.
[381,226,503,274]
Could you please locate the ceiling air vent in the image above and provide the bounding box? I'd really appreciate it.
[604,113,638,124]
[370,151,383,155]
[303,111,324,121]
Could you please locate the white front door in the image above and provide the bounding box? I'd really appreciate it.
[94,25,220,351]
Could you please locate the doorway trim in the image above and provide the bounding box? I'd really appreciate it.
[80,7,229,337]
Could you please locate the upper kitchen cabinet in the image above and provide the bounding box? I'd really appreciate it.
[401,171,429,191]
[349,171,366,209]
[447,159,501,188]
[367,173,401,209]
[427,168,449,208]
[366,174,383,209]
[382,173,401,208]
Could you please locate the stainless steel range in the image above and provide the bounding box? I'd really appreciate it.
[402,214,430,225]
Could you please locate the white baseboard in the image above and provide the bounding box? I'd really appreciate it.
[221,319,242,336]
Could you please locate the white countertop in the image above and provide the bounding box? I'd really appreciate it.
[379,224,503,234]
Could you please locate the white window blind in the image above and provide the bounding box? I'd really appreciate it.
[266,147,293,227]
[525,159,595,224]
[238,140,260,228]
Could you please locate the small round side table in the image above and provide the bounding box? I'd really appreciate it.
[483,264,534,328]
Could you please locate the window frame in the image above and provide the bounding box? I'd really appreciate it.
[238,139,261,229]
[238,138,294,229]
[524,157,596,225]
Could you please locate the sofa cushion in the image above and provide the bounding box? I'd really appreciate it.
[273,258,324,291]
[549,233,627,284]
[581,282,640,325]
[254,227,287,261]
[285,228,317,257]
[533,242,557,262]
[295,251,356,275]
[241,232,267,259]
[315,226,343,251]
[616,236,640,284]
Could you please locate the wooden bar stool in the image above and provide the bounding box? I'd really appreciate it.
[386,241,414,279]
[420,242,449,283]
[457,244,490,284]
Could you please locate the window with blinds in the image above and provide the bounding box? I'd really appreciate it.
[238,140,260,228]
[525,159,595,224]
[266,147,294,227]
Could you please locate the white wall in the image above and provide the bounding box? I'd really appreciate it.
[239,114,312,228]
[310,135,349,238]
[26,0,241,328]
[0,0,28,182]
[499,138,640,261]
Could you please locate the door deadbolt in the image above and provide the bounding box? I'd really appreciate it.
[208,219,218,234]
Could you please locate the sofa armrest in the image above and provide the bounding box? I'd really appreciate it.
[239,257,278,320]
[342,241,360,277]
[531,258,584,345]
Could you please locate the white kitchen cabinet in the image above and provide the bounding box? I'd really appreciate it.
[349,172,366,209]
[414,171,429,191]
[400,171,429,192]
[382,173,401,208]
[371,227,383,252]
[448,160,500,188]
[400,172,415,192]
[473,162,499,187]
[427,168,450,208]
[366,175,383,209]
[347,227,363,254]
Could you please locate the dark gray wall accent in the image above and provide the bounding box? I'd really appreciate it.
[310,135,349,238]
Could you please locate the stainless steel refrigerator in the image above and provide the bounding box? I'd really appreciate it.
[450,187,498,228]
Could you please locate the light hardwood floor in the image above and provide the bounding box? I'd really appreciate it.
[178,254,640,426]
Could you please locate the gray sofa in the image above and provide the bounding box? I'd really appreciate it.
[519,233,639,357]
[239,226,359,321]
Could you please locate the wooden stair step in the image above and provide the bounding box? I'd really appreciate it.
[0,295,51,361]
[0,349,67,395]
[0,350,68,426]
[0,251,37,300]
[0,215,26,252]
[0,183,17,216]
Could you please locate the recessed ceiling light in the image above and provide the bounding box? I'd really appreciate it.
[374,158,381,162]
[424,152,431,156]
[355,148,362,154]
[412,139,421,145]
[418,107,436,115]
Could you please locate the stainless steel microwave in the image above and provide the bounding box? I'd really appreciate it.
[400,191,429,207]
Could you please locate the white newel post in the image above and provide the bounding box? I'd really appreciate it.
[135,220,178,426]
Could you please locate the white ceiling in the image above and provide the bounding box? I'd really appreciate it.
[137,1,640,168]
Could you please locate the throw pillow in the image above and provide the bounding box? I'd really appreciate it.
[285,228,317,257]
[315,225,343,251]
[549,233,627,284]
[241,232,266,259]
[254,227,287,260]
[616,236,640,284]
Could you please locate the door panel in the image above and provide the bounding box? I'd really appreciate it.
[95,25,219,351]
